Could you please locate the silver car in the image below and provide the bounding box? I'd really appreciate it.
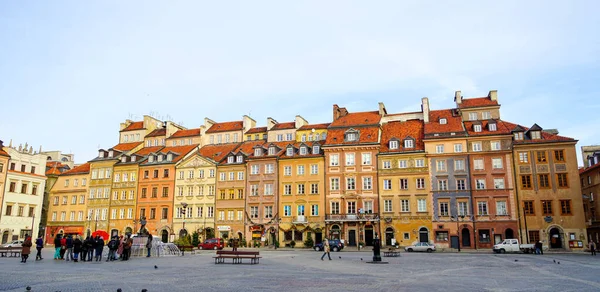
[404,242,436,252]
[1,240,24,248]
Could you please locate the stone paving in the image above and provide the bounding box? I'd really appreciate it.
[1,248,600,292]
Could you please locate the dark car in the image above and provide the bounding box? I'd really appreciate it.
[313,239,344,252]
[199,238,224,250]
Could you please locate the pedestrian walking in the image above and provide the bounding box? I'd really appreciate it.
[35,235,44,261]
[146,233,153,257]
[321,239,332,261]
[53,235,62,260]
[589,240,596,256]
[21,234,32,263]
[538,241,544,255]
[94,236,104,262]
[65,235,74,261]
[73,235,82,262]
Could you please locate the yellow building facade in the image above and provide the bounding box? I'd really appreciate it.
[109,155,141,236]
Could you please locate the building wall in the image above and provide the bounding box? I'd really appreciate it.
[110,163,139,236]
[214,164,246,242]
[206,131,244,146]
[581,162,600,243]
[45,172,89,244]
[295,129,327,143]
[246,157,278,244]
[137,164,176,241]
[86,160,115,236]
[267,129,296,143]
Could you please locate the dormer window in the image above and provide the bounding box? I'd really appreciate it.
[167,154,173,161]
[98,150,104,158]
[321,133,327,140]
[488,123,497,131]
[404,139,414,148]
[108,150,114,158]
[474,125,482,132]
[345,130,359,142]
[300,146,307,155]
[514,132,524,140]
[286,147,294,156]
[121,156,127,163]
[131,156,137,162]
[389,140,399,150]
[158,154,163,162]
[227,156,234,163]
[254,148,262,157]
[148,155,155,163]
[439,118,447,125]
[312,145,320,154]
[530,131,541,139]
[268,147,276,155]
[236,155,243,163]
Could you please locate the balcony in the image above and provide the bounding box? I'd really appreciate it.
[325,213,379,222]
[293,215,307,224]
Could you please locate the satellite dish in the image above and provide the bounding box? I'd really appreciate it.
[311,128,315,133]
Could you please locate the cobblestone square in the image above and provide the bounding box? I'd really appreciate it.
[1,249,600,292]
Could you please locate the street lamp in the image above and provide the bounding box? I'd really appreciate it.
[453,215,465,252]
[181,202,188,238]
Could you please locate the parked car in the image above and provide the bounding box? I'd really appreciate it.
[1,240,23,248]
[199,238,224,250]
[493,239,536,254]
[313,239,344,252]
[404,242,436,252]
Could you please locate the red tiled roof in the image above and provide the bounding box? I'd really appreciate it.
[463,120,512,136]
[271,122,296,130]
[458,97,499,108]
[0,147,9,157]
[199,143,241,163]
[170,128,201,138]
[324,126,380,146]
[424,109,465,135]
[232,140,266,156]
[330,111,381,127]
[111,142,143,152]
[248,141,289,159]
[145,128,166,138]
[299,123,330,130]
[121,121,145,132]
[501,121,576,144]
[245,127,267,134]
[206,121,244,133]
[62,163,90,176]
[380,120,424,153]
[46,161,66,168]
[278,141,323,159]
[45,161,69,176]
[140,145,199,165]
[46,167,62,176]
[133,146,164,156]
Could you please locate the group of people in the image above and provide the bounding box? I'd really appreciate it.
[44,233,147,263]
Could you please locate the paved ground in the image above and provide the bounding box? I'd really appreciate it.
[1,248,600,292]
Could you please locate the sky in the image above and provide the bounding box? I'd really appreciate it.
[1,1,599,166]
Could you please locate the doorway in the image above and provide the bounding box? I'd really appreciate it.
[111,229,119,238]
[330,225,341,240]
[161,230,169,243]
[349,230,357,246]
[461,228,471,247]
[419,228,429,243]
[451,236,460,249]
[494,234,503,244]
[1,231,8,244]
[364,226,374,246]
[549,228,563,248]
[505,228,514,239]
[385,227,394,246]
[315,231,323,244]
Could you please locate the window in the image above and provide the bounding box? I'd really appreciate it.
[346,132,358,141]
[345,153,355,166]
[523,201,535,215]
[436,160,446,171]
[496,201,508,215]
[398,160,407,168]
[534,151,547,163]
[250,185,259,196]
[521,175,532,189]
[491,158,503,169]
[469,112,478,121]
[404,139,414,148]
[560,200,572,215]
[494,178,505,189]
[474,125,482,132]
[458,202,468,216]
[297,184,305,195]
[454,160,465,171]
[491,141,501,151]
[476,179,486,190]
[163,169,169,178]
[438,180,448,191]
[71,196,77,205]
[436,231,449,242]
[79,195,85,204]
[330,154,339,166]
[454,144,463,153]
[264,184,273,195]
[151,187,158,198]
[153,169,159,178]
[162,208,168,219]
[286,133,293,141]
[347,201,356,214]
[310,164,318,174]
[264,206,273,218]
[399,179,408,190]
[284,166,292,176]
[312,145,320,154]
[363,177,372,190]
[554,150,565,162]
[439,202,449,216]
[286,148,294,156]
[60,211,66,221]
[209,169,215,178]
[401,200,410,212]
[557,173,568,187]
[311,204,319,216]
[251,165,259,175]
[472,159,483,170]
[362,153,372,165]
[250,206,259,218]
[530,131,541,139]
[479,229,491,243]
[384,200,393,212]
[237,171,244,180]
[477,201,488,215]
[161,187,168,197]
[436,145,444,153]
[412,178,423,190]
[284,205,292,217]
[472,142,482,152]
[518,152,529,163]
[539,174,550,188]
[310,183,318,194]
[21,183,27,194]
[141,188,147,198]
[383,179,392,190]
[31,185,37,195]
[82,178,87,186]
[488,123,497,131]
[299,147,307,155]
[62,196,68,205]
[296,165,304,175]
[346,178,356,190]
[331,202,340,214]
[439,118,447,124]
[330,178,340,190]
[382,161,391,169]
[417,199,426,212]
[389,140,399,149]
[542,200,553,215]
[457,179,466,190]
[227,156,234,163]
[236,155,243,163]
[5,205,13,216]
[415,159,424,167]
[263,164,273,174]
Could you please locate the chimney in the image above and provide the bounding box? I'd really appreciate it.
[454,91,462,104]
[204,117,216,129]
[267,117,278,130]
[295,115,308,129]
[421,97,430,123]
[488,90,498,101]
[333,104,340,121]
[243,115,256,133]
[0,140,3,148]
[378,102,387,116]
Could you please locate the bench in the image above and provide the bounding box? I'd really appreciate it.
[213,250,261,264]
[0,247,22,257]
[383,248,400,257]
[176,245,196,256]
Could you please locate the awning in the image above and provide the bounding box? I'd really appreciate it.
[63,227,84,234]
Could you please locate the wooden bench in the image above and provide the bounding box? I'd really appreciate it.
[213,250,261,264]
[383,248,400,257]
[176,245,196,256]
[0,247,22,257]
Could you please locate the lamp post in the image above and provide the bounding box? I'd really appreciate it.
[454,215,465,252]
[181,202,188,238]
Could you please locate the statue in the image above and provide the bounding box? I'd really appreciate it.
[139,216,147,235]
[372,232,382,262]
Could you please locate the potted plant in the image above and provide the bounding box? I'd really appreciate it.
[358,241,365,250]
[290,240,296,248]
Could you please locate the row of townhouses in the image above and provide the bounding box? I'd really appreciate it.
[0,90,591,250]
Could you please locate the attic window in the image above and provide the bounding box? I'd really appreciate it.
[474,125,482,132]
[531,131,541,139]
[404,139,414,148]
[300,146,307,155]
[121,156,127,163]
[268,147,276,155]
[254,148,262,157]
[321,133,326,140]
[488,123,497,131]
[167,153,173,161]
[158,154,163,162]
[312,145,320,154]
[131,156,137,162]
[108,150,114,158]
[345,130,359,142]
[513,132,524,140]
[389,140,399,150]
[236,155,243,163]
[227,156,234,163]
[148,155,154,163]
[98,150,104,158]
[286,147,294,156]
[439,118,447,125]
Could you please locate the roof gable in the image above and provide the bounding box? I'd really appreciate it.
[206,121,244,133]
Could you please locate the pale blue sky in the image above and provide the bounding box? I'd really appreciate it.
[1,1,599,166]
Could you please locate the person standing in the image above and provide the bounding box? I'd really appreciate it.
[59,235,67,260]
[35,235,44,260]
[107,236,118,261]
[232,238,239,252]
[590,240,597,256]
[65,235,74,261]
[122,235,133,261]
[94,236,104,262]
[320,239,331,261]
[21,234,32,263]
[81,236,88,262]
[73,235,82,262]
[53,235,62,260]
[146,233,153,257]
[117,235,124,259]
